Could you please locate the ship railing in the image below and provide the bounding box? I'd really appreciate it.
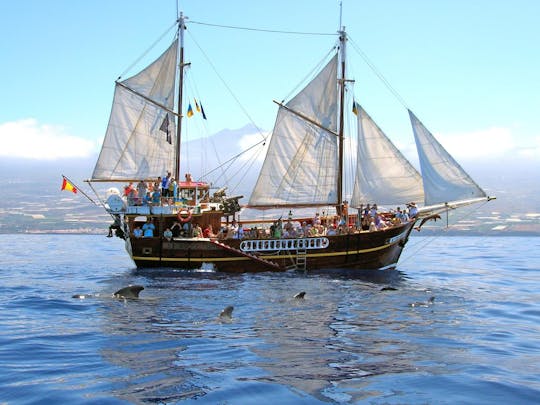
[124,202,222,215]
[240,237,329,252]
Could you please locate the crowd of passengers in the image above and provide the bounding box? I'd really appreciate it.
[123,172,191,207]
[130,202,419,240]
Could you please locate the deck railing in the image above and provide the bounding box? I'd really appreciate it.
[240,237,329,252]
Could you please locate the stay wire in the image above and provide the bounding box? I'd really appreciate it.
[200,138,267,181]
[118,21,178,80]
[186,28,267,143]
[348,36,409,110]
[189,20,336,36]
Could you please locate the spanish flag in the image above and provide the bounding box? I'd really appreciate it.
[187,103,194,118]
[61,177,77,194]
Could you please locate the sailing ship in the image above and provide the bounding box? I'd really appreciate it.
[87,13,493,273]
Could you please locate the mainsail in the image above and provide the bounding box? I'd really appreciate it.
[91,39,178,181]
[350,105,424,207]
[409,110,487,205]
[248,56,339,207]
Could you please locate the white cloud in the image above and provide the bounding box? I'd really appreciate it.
[0,119,96,160]
[436,127,539,161]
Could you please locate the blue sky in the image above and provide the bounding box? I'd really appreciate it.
[0,0,538,167]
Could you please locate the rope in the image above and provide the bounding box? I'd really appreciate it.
[118,21,178,80]
[282,47,337,102]
[186,29,268,143]
[189,20,336,36]
[348,36,409,110]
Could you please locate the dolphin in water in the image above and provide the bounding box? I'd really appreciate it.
[293,291,306,299]
[72,294,93,299]
[409,296,435,307]
[219,305,234,321]
[113,285,145,299]
[72,285,144,300]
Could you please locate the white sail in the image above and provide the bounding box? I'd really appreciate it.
[409,110,486,205]
[91,39,178,181]
[249,56,339,207]
[351,105,424,207]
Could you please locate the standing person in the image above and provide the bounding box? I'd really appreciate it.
[168,177,176,201]
[123,182,134,197]
[408,202,418,219]
[137,180,147,199]
[162,172,171,197]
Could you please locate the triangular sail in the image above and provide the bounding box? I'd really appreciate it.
[91,39,178,180]
[249,55,339,207]
[409,110,486,205]
[351,105,424,207]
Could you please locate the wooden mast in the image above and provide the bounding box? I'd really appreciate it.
[175,13,186,182]
[337,27,347,211]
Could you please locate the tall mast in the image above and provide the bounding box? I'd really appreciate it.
[175,13,186,182]
[337,27,346,209]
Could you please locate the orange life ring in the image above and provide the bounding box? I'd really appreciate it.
[178,209,192,223]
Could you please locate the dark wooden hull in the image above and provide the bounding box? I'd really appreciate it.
[128,221,416,273]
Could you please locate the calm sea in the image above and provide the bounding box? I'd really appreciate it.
[0,234,538,404]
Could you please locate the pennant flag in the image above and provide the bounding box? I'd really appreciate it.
[187,103,194,117]
[61,177,77,194]
[200,103,207,120]
[194,98,201,112]
[159,114,171,144]
[352,101,358,116]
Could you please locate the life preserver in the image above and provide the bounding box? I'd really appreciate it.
[178,209,192,223]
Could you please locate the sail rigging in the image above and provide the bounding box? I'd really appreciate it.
[248,55,340,207]
[350,105,424,206]
[409,110,487,205]
[91,39,178,181]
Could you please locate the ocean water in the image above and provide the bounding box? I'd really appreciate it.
[0,234,539,404]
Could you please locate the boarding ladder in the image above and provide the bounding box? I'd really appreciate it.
[285,248,308,272]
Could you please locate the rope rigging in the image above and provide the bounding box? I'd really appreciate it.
[189,20,336,37]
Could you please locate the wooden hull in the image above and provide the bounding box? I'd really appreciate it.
[127,221,416,273]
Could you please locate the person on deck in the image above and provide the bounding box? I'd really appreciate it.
[203,224,216,238]
[123,182,134,197]
[142,192,152,206]
[192,223,203,238]
[142,218,155,237]
[163,228,173,241]
[171,221,182,237]
[127,188,138,206]
[168,177,176,200]
[137,180,147,199]
[408,202,418,219]
[133,226,143,238]
[151,188,161,205]
[162,172,171,197]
